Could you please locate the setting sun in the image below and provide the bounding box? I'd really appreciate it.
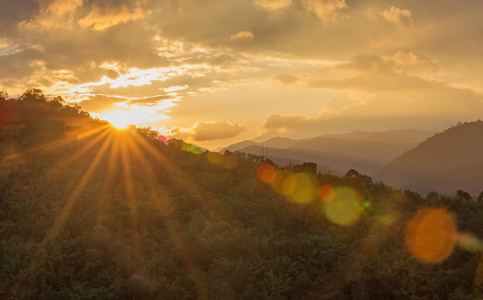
[100,110,135,129]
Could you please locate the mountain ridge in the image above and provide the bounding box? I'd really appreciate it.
[225,129,435,175]
[376,121,483,195]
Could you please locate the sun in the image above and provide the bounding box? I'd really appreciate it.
[100,110,135,129]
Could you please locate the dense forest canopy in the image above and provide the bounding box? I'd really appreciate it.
[2,89,483,299]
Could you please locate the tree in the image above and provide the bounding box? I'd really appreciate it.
[0,91,8,100]
[457,189,471,201]
[345,168,361,177]
[19,88,46,103]
[293,162,317,174]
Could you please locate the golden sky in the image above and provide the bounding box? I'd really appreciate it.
[1,0,483,149]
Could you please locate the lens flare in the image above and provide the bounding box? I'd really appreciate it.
[475,255,483,287]
[319,185,335,202]
[324,187,363,226]
[405,208,457,264]
[271,170,295,196]
[288,173,317,204]
[379,212,397,226]
[257,164,276,184]
[207,152,224,165]
[457,233,483,253]
[221,153,238,170]
[182,143,202,155]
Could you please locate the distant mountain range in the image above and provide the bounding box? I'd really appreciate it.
[225,129,435,176]
[376,121,483,196]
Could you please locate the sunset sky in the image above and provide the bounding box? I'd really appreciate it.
[1,0,483,149]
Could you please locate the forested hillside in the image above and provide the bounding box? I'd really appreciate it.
[377,121,483,196]
[2,90,483,299]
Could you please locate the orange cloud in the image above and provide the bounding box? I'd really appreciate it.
[78,5,148,30]
[274,73,298,85]
[19,0,82,29]
[301,0,347,21]
[193,120,247,141]
[382,6,413,27]
[254,0,291,10]
[167,120,248,143]
[230,31,255,41]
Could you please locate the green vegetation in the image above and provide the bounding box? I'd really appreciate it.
[2,90,483,299]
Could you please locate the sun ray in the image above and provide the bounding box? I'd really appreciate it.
[0,123,110,174]
[131,134,215,214]
[132,133,237,221]
[117,132,147,274]
[44,125,111,181]
[92,128,122,226]
[14,131,114,292]
[1,135,73,166]
[125,135,209,300]
[119,133,140,230]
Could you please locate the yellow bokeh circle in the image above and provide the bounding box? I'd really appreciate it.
[324,187,363,226]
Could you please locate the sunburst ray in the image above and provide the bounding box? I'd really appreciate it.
[13,131,114,295]
[125,134,209,300]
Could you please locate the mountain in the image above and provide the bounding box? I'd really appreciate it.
[292,130,434,163]
[226,130,434,175]
[232,145,381,176]
[376,121,483,196]
[225,137,299,152]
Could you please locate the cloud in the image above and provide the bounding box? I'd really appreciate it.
[260,53,483,136]
[230,31,255,41]
[301,0,347,21]
[306,53,438,92]
[44,0,83,14]
[324,93,362,112]
[79,95,127,112]
[128,94,176,106]
[392,51,435,67]
[390,51,438,75]
[382,7,413,27]
[254,0,291,10]
[0,0,39,35]
[78,3,148,30]
[167,120,248,142]
[263,114,316,131]
[274,73,298,85]
[193,120,247,141]
[365,6,414,28]
[18,0,82,29]
[0,48,44,79]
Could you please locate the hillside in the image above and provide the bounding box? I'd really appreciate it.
[376,121,483,196]
[2,90,483,299]
[227,130,434,175]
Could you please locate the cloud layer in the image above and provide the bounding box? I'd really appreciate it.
[0,0,482,148]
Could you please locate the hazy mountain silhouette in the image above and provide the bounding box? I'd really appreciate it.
[226,137,299,152]
[226,130,434,175]
[376,121,483,196]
